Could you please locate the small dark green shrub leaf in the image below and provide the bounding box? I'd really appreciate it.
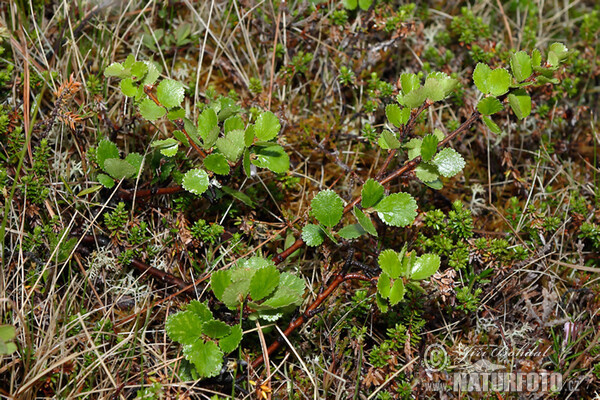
[378,130,400,150]
[97,173,115,188]
[311,189,344,227]
[219,325,243,354]
[432,148,465,178]
[251,143,289,173]
[217,129,245,161]
[531,49,542,67]
[302,224,325,247]
[166,311,203,346]
[510,51,532,82]
[97,139,119,169]
[378,249,403,279]
[125,153,143,172]
[377,273,391,298]
[198,108,219,148]
[224,115,245,133]
[103,158,137,180]
[254,111,281,141]
[361,179,384,209]
[477,97,503,116]
[138,98,166,121]
[482,115,501,134]
[337,224,365,239]
[182,168,210,196]
[156,79,185,108]
[202,320,231,339]
[211,270,232,302]
[151,138,179,157]
[420,134,438,161]
[183,340,223,378]
[187,301,213,323]
[423,179,443,190]
[250,265,280,301]
[410,254,440,280]
[508,90,532,120]
[388,280,405,306]
[354,207,377,236]
[415,163,439,182]
[374,193,418,227]
[203,153,230,175]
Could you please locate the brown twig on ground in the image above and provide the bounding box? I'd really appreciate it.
[117,185,184,200]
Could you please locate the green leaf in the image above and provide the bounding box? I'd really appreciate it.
[224,115,245,133]
[182,168,210,196]
[125,153,143,172]
[0,325,16,342]
[250,265,280,301]
[487,68,511,96]
[156,79,185,108]
[138,98,166,121]
[477,97,503,116]
[217,129,245,161]
[405,138,422,160]
[424,72,457,101]
[361,179,384,208]
[343,0,357,10]
[211,270,232,302]
[385,104,409,127]
[311,190,344,227]
[130,61,148,80]
[104,62,126,78]
[97,174,114,188]
[251,143,289,173]
[420,134,438,161]
[151,138,179,157]
[415,163,439,182]
[217,97,241,121]
[354,207,377,236]
[358,0,372,10]
[508,89,531,120]
[198,108,219,148]
[103,158,137,180]
[337,224,365,239]
[320,224,338,245]
[388,279,405,306]
[377,272,391,298]
[183,340,223,378]
[254,111,281,141]
[473,63,491,93]
[221,185,255,207]
[374,193,418,227]
[221,280,251,308]
[482,115,501,134]
[123,54,135,69]
[378,249,403,279]
[120,78,138,97]
[302,224,325,247]
[398,87,426,109]
[531,49,542,67]
[166,310,203,346]
[433,128,445,142]
[219,325,243,354]
[432,148,465,178]
[167,108,186,120]
[548,42,568,66]
[203,153,230,175]
[97,139,119,169]
[187,301,213,323]
[410,253,440,280]
[510,51,532,82]
[400,72,420,95]
[375,292,389,313]
[378,130,400,150]
[202,320,231,339]
[142,61,160,85]
[423,179,443,190]
[244,125,255,147]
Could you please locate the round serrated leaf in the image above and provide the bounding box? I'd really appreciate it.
[477,97,503,116]
[337,224,365,240]
[405,138,422,160]
[156,79,185,108]
[211,270,232,302]
[378,130,400,150]
[142,61,160,85]
[182,168,209,196]
[510,51,532,82]
[487,68,511,96]
[103,158,137,179]
[187,301,213,323]
[219,325,243,354]
[420,134,438,161]
[120,78,137,97]
[508,90,531,120]
[410,253,440,280]
[415,163,439,182]
[432,148,465,178]
[251,143,289,173]
[104,62,126,78]
[202,320,231,339]
[96,139,119,169]
[385,104,409,128]
[311,190,344,227]
[361,179,384,209]
[374,193,418,227]
[378,249,402,279]
[166,310,203,346]
[183,340,223,378]
[203,153,230,175]
[473,63,491,93]
[250,265,280,301]
[97,173,115,188]
[224,115,245,134]
[400,72,420,95]
[254,111,281,141]
[377,272,392,298]
[388,279,405,306]
[138,98,166,121]
[302,224,325,247]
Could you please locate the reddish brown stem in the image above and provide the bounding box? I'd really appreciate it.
[251,272,375,369]
[129,259,196,294]
[117,185,184,200]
